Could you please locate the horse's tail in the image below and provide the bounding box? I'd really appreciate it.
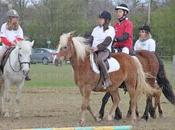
[155,54,175,105]
[132,56,160,96]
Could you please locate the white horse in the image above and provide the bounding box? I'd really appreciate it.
[0,40,34,118]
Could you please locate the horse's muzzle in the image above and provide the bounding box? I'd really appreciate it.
[22,70,29,76]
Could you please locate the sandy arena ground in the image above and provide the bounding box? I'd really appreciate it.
[0,87,174,130]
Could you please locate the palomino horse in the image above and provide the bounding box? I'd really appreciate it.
[0,40,34,118]
[57,32,159,125]
[99,50,175,120]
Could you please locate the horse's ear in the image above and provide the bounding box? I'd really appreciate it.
[69,31,75,37]
[29,40,34,47]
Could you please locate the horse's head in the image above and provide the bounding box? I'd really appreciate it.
[16,40,34,76]
[57,32,89,61]
[57,32,74,61]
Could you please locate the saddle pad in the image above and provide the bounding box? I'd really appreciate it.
[0,47,15,72]
[90,54,120,74]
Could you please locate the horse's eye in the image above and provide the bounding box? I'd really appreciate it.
[19,54,22,57]
[63,46,67,49]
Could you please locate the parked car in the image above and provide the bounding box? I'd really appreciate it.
[31,48,56,65]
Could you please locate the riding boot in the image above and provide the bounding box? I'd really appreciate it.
[99,61,112,89]
[25,74,31,81]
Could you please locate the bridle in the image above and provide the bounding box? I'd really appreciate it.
[9,49,30,72]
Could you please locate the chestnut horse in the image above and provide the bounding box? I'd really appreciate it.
[57,33,159,125]
[99,51,175,120]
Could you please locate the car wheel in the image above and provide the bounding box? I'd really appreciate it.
[42,58,49,65]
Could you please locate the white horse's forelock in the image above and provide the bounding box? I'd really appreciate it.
[58,33,90,60]
[17,40,32,54]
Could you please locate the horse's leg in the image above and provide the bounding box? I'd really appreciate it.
[0,83,5,116]
[126,100,131,118]
[149,96,156,118]
[99,92,111,119]
[142,96,152,121]
[127,82,137,123]
[157,99,163,117]
[114,106,122,120]
[14,81,24,118]
[3,80,11,117]
[79,86,91,126]
[154,93,163,118]
[107,89,120,121]
[149,83,161,119]
[136,103,139,117]
[126,100,139,118]
[87,105,101,122]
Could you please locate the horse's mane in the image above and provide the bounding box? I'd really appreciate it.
[59,32,90,60]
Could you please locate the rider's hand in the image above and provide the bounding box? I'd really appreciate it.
[90,47,98,52]
[114,37,118,42]
[11,41,16,46]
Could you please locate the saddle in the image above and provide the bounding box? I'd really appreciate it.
[0,47,15,72]
[90,53,120,74]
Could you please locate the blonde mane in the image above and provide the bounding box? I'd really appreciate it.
[58,33,90,60]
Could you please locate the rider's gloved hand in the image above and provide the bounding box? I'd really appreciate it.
[11,41,16,46]
[90,47,98,52]
[111,46,115,53]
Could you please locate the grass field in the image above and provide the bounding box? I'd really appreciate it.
[25,64,75,88]
[25,60,175,88]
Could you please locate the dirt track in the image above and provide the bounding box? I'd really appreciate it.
[0,87,175,130]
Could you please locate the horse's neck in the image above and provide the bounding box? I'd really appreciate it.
[7,48,20,69]
[70,53,91,72]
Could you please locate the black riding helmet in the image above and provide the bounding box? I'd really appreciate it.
[99,11,111,21]
[139,25,151,33]
[115,4,129,14]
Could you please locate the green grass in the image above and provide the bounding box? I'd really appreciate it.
[25,64,75,88]
[25,60,175,88]
[164,60,175,86]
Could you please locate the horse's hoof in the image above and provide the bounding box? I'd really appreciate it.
[96,117,102,122]
[151,114,156,119]
[131,118,137,124]
[107,115,113,121]
[114,112,122,120]
[14,113,20,119]
[159,113,163,118]
[3,112,10,118]
[79,120,86,127]
[141,115,148,121]
[114,115,122,120]
[126,113,131,118]
[98,113,104,120]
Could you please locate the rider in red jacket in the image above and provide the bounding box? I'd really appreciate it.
[113,4,133,54]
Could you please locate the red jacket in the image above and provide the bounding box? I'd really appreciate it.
[113,18,133,49]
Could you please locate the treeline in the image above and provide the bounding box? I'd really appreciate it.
[0,0,174,56]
